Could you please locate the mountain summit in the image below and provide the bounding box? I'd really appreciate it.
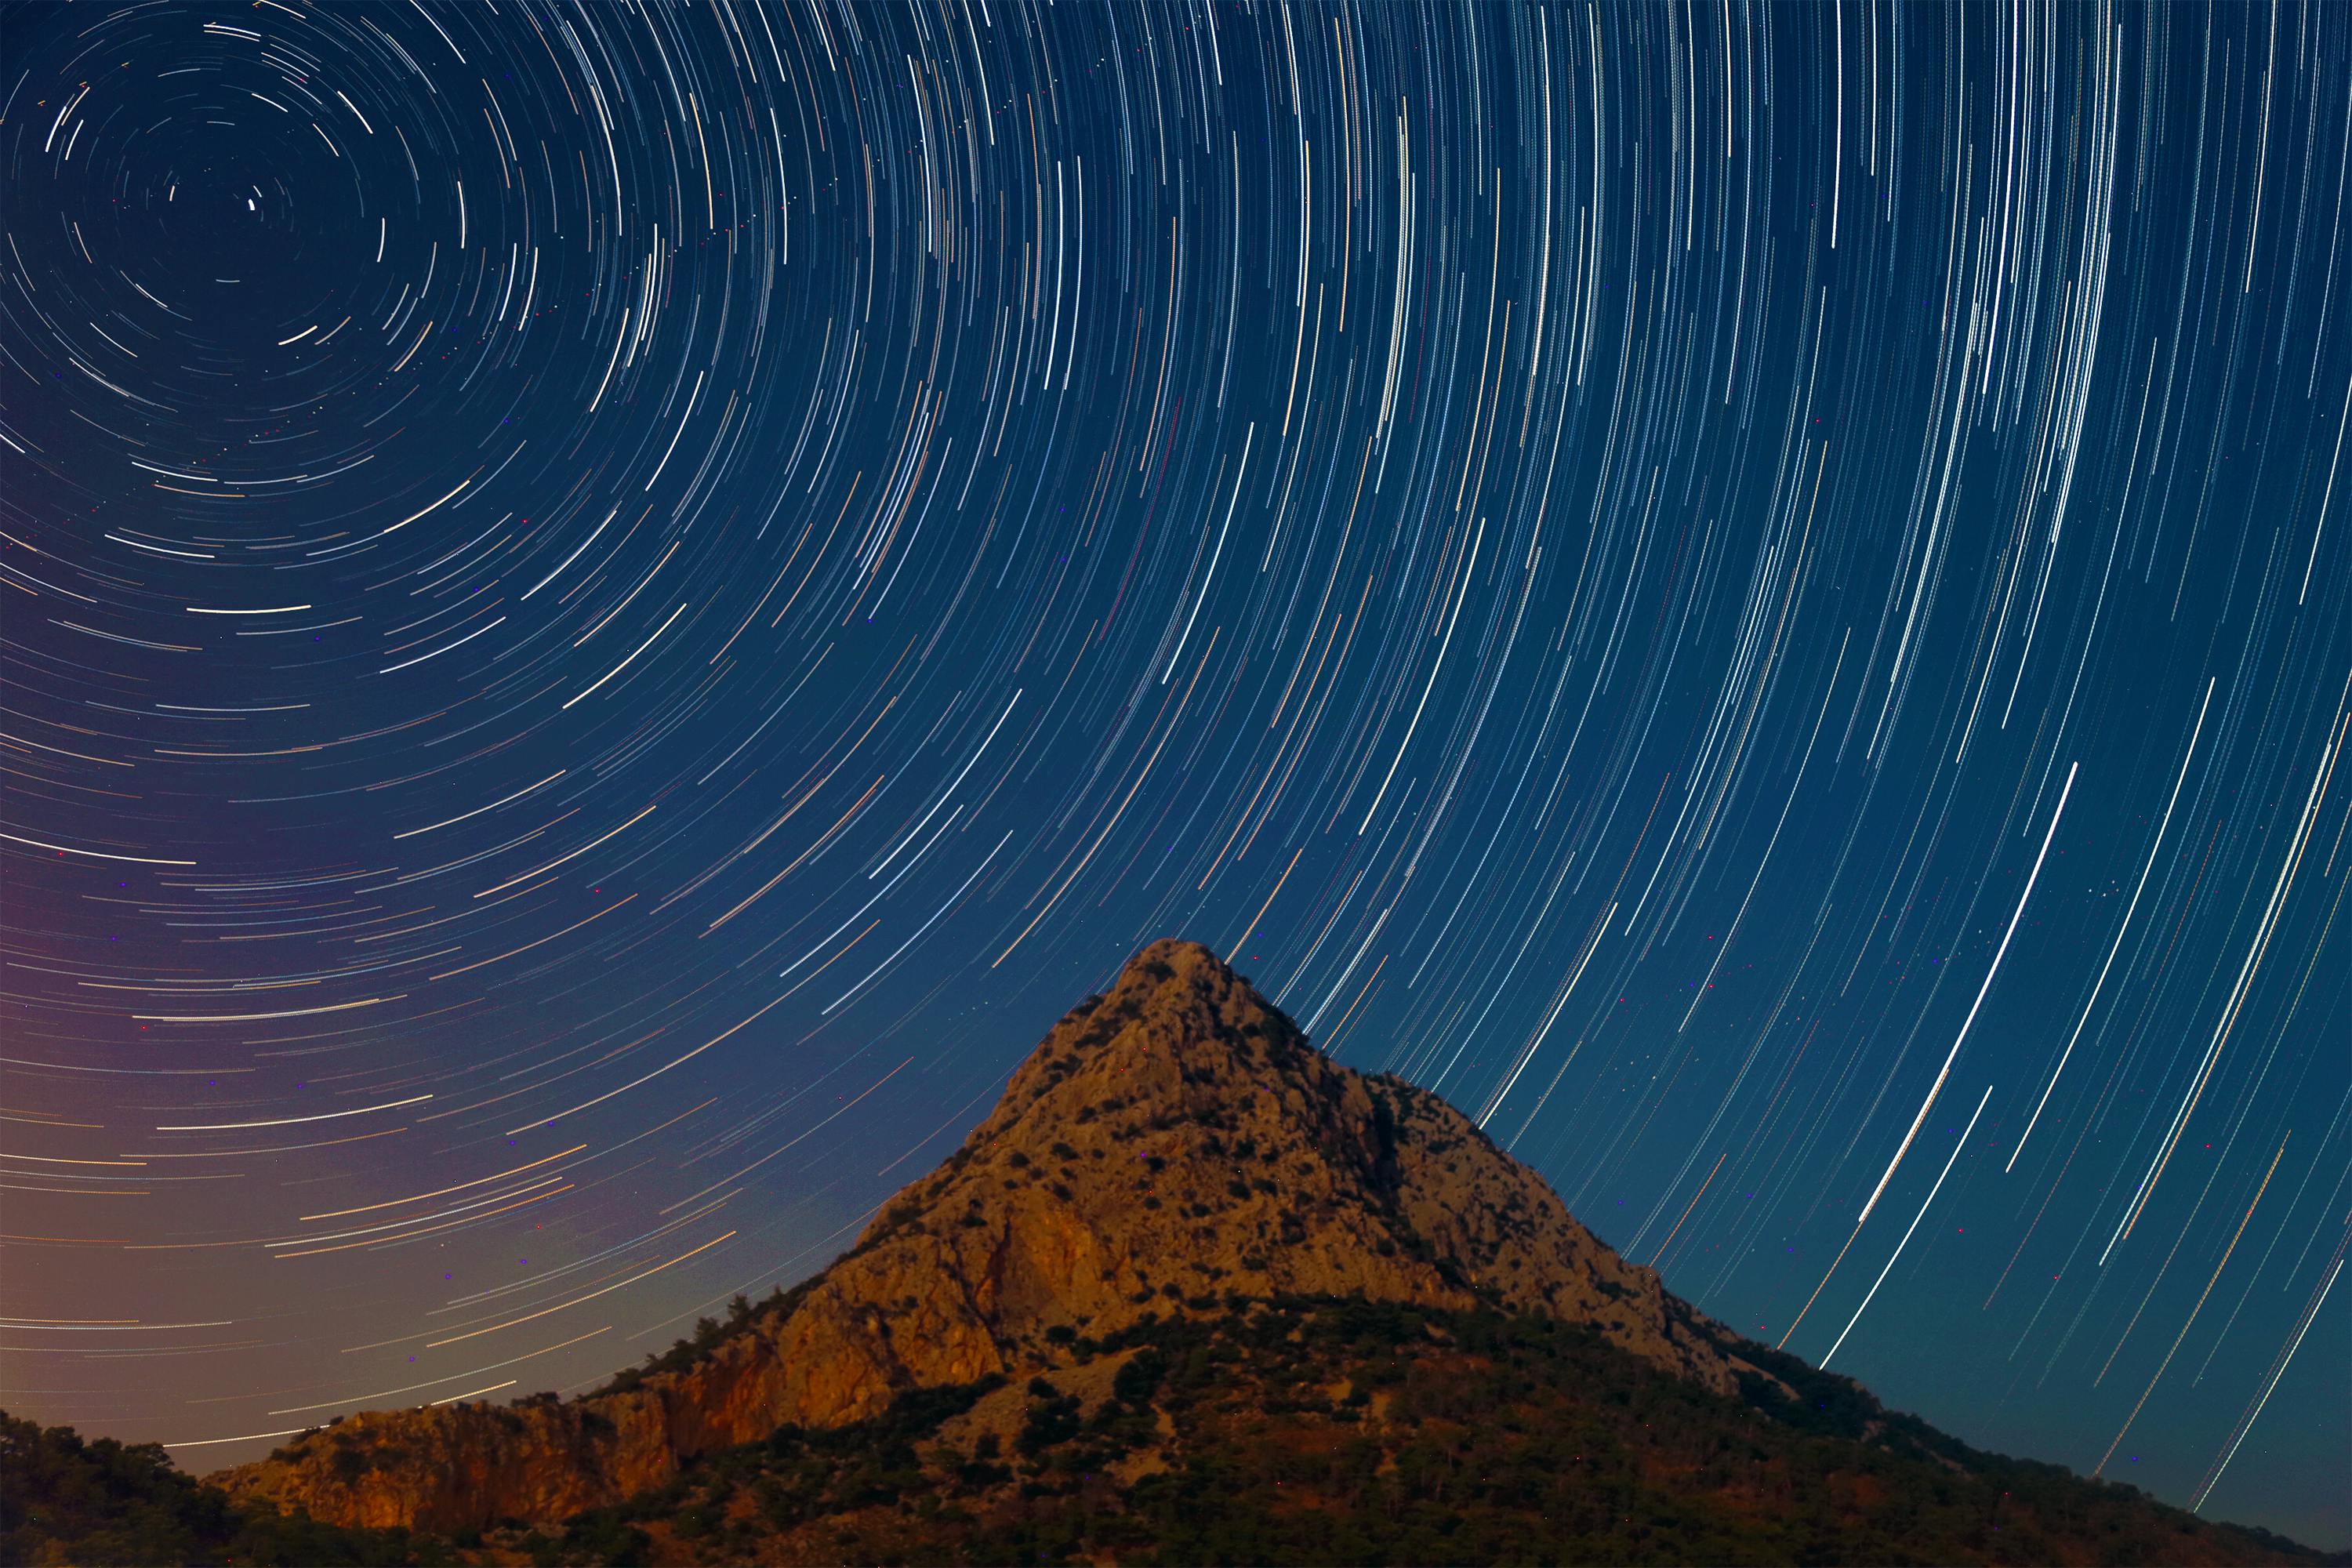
[214,940,1738,1533]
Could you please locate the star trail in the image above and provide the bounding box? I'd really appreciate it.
[1,0,2345,1544]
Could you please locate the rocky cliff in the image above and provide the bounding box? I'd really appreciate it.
[212,939,1743,1534]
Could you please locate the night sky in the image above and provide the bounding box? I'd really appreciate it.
[2,0,2346,1546]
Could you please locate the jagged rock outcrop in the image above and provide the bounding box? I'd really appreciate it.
[213,939,1741,1534]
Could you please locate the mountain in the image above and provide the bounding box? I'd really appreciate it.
[13,939,2319,1564]
[208,939,1739,1537]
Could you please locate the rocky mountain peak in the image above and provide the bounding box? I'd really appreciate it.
[971,938,1350,1157]
[213,940,1741,1534]
[866,938,1400,1258]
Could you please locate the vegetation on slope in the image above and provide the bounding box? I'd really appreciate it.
[7,1297,2330,1567]
[502,1295,2326,1568]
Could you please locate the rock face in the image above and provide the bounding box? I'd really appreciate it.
[213,939,1741,1534]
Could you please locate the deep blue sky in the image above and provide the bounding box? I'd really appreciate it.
[2,0,2345,1546]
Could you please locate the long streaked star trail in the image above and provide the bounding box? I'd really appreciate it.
[2,0,2345,1544]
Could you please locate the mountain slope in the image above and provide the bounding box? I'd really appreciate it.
[519,1295,2323,1568]
[212,940,1739,1534]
